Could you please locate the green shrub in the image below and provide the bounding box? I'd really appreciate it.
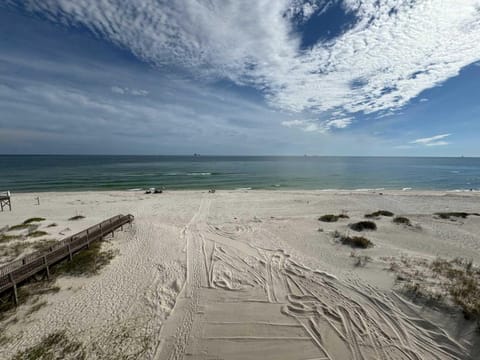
[340,235,373,249]
[393,216,411,226]
[349,221,377,231]
[365,210,394,218]
[68,215,85,221]
[318,214,349,222]
[23,217,46,224]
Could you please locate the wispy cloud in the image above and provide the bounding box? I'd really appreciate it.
[111,86,149,96]
[410,134,451,146]
[8,0,480,128]
[281,117,352,133]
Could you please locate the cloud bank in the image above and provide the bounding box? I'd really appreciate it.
[5,0,480,130]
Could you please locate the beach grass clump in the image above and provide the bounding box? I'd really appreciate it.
[12,331,85,360]
[430,258,480,322]
[32,239,58,253]
[7,224,30,231]
[0,281,60,321]
[28,230,48,238]
[52,241,117,277]
[68,215,85,221]
[0,233,22,243]
[23,217,46,225]
[434,212,480,220]
[393,216,412,226]
[340,235,373,249]
[318,214,349,222]
[349,221,377,231]
[365,210,394,218]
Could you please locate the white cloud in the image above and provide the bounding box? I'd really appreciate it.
[9,0,480,126]
[410,133,451,146]
[111,86,148,96]
[281,117,352,133]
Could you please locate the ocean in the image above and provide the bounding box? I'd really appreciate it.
[1,155,479,192]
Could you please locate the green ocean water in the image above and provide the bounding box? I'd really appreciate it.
[1,155,479,192]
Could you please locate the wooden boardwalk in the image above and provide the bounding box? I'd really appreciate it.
[0,214,134,303]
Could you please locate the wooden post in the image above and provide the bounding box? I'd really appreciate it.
[9,273,18,305]
[68,244,73,261]
[44,256,50,280]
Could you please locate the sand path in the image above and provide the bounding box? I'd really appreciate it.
[157,195,469,360]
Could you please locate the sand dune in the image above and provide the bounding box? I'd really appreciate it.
[1,190,479,359]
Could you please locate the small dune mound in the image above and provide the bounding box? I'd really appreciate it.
[340,235,373,249]
[365,210,394,218]
[318,214,349,222]
[349,221,377,231]
[434,212,480,220]
[393,216,411,226]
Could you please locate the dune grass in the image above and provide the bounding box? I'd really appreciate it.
[0,233,22,243]
[349,221,377,231]
[23,217,46,225]
[435,212,480,220]
[365,210,394,218]
[318,214,349,222]
[12,331,85,360]
[8,224,30,231]
[52,241,117,277]
[68,215,85,221]
[339,235,373,249]
[430,258,480,324]
[28,230,48,238]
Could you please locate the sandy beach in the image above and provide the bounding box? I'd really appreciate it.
[1,189,480,359]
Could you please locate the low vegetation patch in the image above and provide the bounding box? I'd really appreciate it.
[52,241,117,277]
[28,230,48,238]
[68,215,85,221]
[12,331,85,360]
[32,239,59,253]
[435,212,480,220]
[47,223,58,228]
[0,233,22,243]
[349,221,377,231]
[365,210,394,218]
[0,281,60,322]
[318,214,349,222]
[8,224,30,231]
[389,256,480,329]
[393,216,412,226]
[23,217,46,225]
[339,235,373,249]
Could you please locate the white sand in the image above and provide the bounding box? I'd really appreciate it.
[1,189,480,359]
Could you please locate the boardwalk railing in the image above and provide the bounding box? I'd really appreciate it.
[0,214,134,300]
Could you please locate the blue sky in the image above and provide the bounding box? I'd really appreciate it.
[1,1,480,156]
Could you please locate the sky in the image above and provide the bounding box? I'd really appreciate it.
[1,0,480,156]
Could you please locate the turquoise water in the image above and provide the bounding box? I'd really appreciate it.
[1,155,480,192]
